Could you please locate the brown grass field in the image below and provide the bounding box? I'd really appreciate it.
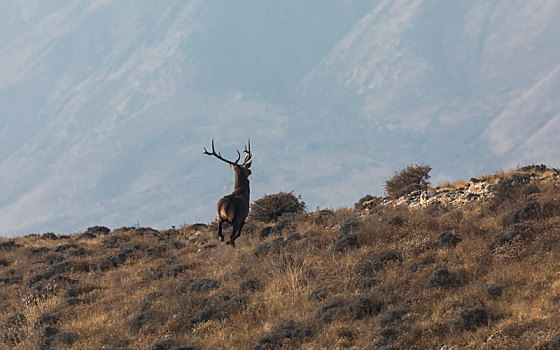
[1,165,560,350]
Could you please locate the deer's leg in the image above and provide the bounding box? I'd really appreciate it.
[227,221,245,247]
[232,221,245,241]
[217,219,224,242]
[226,223,240,247]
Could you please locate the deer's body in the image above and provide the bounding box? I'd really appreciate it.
[204,140,252,247]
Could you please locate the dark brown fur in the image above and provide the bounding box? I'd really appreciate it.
[204,140,252,247]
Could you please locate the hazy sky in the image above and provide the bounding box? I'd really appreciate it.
[1,1,559,235]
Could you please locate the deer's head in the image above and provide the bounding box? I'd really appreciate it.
[203,139,252,180]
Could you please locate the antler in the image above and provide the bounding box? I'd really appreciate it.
[203,139,242,166]
[242,139,252,166]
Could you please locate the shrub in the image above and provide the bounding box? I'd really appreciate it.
[240,278,264,294]
[250,192,306,223]
[428,269,453,287]
[254,319,312,350]
[1,313,26,346]
[355,194,375,209]
[308,288,329,301]
[130,301,162,333]
[451,307,488,331]
[179,278,220,293]
[433,232,462,249]
[330,233,359,253]
[486,284,504,298]
[385,165,432,198]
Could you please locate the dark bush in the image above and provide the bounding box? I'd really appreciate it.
[66,297,84,306]
[250,192,306,223]
[34,313,59,329]
[314,209,335,227]
[0,273,22,285]
[379,307,408,328]
[164,264,189,278]
[486,284,504,298]
[339,218,360,235]
[145,243,168,257]
[355,275,380,291]
[254,319,312,350]
[315,299,344,324]
[492,173,532,204]
[28,261,74,286]
[102,236,119,248]
[40,325,59,338]
[253,238,286,257]
[180,278,220,293]
[107,339,130,349]
[86,226,110,235]
[240,278,264,294]
[149,339,174,350]
[80,232,97,239]
[434,232,462,248]
[345,296,383,320]
[308,288,329,301]
[130,301,163,333]
[355,253,401,290]
[501,201,540,226]
[330,233,359,253]
[99,248,133,271]
[0,241,21,250]
[428,269,454,287]
[451,307,488,331]
[56,331,79,346]
[1,313,26,346]
[41,232,58,240]
[385,165,432,198]
[29,247,50,255]
[54,244,79,252]
[490,224,530,250]
[149,339,193,350]
[541,334,560,350]
[286,232,302,244]
[378,327,402,345]
[388,216,405,226]
[187,293,246,330]
[316,296,383,324]
[355,194,375,209]
[360,251,402,273]
[68,247,86,257]
[259,226,276,239]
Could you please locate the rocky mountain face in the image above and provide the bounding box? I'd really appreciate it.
[0,1,559,235]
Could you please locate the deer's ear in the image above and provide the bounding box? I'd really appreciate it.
[230,164,236,170]
[245,161,252,169]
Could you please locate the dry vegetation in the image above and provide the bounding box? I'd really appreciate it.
[1,166,560,349]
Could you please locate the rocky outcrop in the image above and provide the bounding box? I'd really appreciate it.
[361,167,560,211]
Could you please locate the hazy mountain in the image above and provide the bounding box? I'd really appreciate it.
[1,0,558,235]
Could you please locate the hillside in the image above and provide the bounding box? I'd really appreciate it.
[1,165,560,349]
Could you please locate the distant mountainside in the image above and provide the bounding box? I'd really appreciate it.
[0,0,559,235]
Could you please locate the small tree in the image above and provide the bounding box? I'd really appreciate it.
[250,192,306,223]
[385,165,432,198]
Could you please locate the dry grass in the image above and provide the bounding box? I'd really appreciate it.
[1,167,560,349]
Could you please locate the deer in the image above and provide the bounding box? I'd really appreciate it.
[203,139,252,247]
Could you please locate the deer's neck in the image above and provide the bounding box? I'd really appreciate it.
[233,173,250,200]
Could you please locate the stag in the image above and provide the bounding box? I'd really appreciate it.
[203,139,252,247]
